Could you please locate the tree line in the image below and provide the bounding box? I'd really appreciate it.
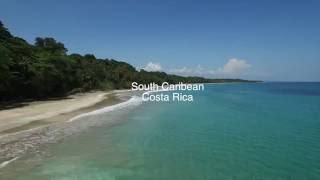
[0,21,257,101]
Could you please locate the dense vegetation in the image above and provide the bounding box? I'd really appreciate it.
[0,21,257,101]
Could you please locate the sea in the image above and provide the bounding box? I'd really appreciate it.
[1,82,320,180]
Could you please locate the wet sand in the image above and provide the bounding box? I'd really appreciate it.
[0,90,138,166]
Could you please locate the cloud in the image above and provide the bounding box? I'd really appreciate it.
[143,62,162,72]
[168,58,251,78]
[217,58,251,75]
[141,58,251,78]
[169,65,207,76]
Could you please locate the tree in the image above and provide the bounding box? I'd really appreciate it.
[35,37,67,55]
[0,21,258,101]
[0,20,12,40]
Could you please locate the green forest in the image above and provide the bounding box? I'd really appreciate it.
[0,21,257,101]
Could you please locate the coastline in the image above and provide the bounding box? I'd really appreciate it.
[0,84,205,169]
[0,90,129,134]
[0,89,140,168]
[0,82,257,169]
[0,91,105,133]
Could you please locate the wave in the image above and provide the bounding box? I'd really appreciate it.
[67,96,142,122]
[0,157,18,169]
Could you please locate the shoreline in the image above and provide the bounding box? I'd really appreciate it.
[0,91,107,134]
[0,89,141,168]
[0,90,135,136]
[0,83,256,169]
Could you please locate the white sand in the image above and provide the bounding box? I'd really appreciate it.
[0,89,143,169]
[0,91,108,133]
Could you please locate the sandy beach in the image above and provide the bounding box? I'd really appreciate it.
[0,91,107,133]
[0,90,140,167]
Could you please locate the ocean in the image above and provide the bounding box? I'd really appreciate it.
[1,82,320,180]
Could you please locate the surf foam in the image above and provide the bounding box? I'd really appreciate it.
[0,157,18,169]
[67,96,142,122]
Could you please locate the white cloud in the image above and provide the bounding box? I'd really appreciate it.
[169,65,207,76]
[217,58,251,75]
[168,58,251,78]
[143,62,162,72]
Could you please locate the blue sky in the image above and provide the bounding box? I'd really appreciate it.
[1,0,320,81]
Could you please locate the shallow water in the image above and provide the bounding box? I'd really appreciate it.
[1,83,320,180]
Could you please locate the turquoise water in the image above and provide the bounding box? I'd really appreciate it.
[2,83,320,179]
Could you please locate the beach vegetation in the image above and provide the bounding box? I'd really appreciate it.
[0,21,259,101]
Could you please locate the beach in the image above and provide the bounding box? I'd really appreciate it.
[0,89,140,168]
[0,83,320,179]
